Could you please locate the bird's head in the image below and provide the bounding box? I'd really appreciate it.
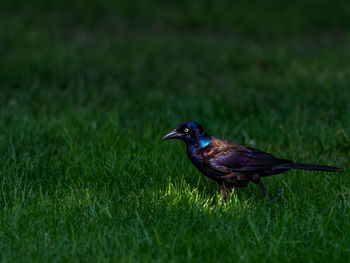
[162,121,211,148]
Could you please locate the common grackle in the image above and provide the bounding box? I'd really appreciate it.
[162,121,342,200]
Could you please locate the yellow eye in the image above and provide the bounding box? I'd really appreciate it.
[184,128,189,133]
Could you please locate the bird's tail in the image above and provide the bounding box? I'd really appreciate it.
[280,162,342,172]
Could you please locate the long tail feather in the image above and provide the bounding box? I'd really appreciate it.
[280,163,342,172]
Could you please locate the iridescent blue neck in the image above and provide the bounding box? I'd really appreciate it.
[198,135,211,148]
[186,135,211,149]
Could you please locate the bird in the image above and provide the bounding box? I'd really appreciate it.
[162,121,342,200]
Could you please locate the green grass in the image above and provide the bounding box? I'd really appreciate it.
[1,0,350,262]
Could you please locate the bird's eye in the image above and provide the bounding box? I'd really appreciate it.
[184,128,189,133]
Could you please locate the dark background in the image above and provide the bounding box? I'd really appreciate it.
[1,1,349,262]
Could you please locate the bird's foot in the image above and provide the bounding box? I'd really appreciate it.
[271,188,282,201]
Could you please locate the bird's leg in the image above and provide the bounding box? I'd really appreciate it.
[253,176,281,201]
[219,183,229,201]
[256,179,270,200]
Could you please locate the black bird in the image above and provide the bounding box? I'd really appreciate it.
[162,121,342,200]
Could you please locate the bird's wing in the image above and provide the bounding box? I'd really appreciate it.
[203,138,291,173]
[202,139,251,173]
[231,147,291,172]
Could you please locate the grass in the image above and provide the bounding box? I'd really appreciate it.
[1,0,350,262]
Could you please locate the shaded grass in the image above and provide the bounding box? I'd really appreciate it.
[0,1,350,262]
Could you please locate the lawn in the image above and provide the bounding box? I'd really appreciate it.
[0,0,350,262]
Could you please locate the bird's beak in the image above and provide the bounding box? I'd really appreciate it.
[161,129,180,140]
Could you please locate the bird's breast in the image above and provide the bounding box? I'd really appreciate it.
[187,145,202,162]
[186,145,227,179]
[187,145,205,170]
